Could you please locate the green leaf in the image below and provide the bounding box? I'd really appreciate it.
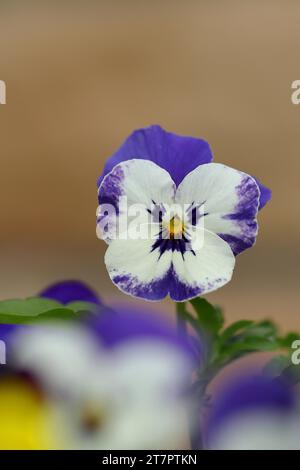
[66,301,99,314]
[278,332,300,348]
[242,320,278,339]
[0,298,63,316]
[0,309,78,325]
[228,337,280,352]
[217,337,280,365]
[190,298,224,335]
[29,308,78,323]
[220,320,278,356]
[0,298,79,325]
[221,320,254,342]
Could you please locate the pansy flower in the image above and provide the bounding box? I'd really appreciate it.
[97,125,271,301]
[205,372,298,450]
[11,309,196,449]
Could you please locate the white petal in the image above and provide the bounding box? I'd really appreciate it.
[97,159,176,244]
[105,237,172,301]
[176,163,260,255]
[12,326,101,398]
[117,159,176,206]
[111,340,192,399]
[170,229,235,300]
[210,411,300,450]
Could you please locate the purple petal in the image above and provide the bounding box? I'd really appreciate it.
[0,324,23,343]
[218,173,260,255]
[39,280,102,305]
[97,125,213,190]
[88,306,200,365]
[0,324,28,361]
[205,373,294,446]
[254,177,272,210]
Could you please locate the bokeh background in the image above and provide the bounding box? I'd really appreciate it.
[0,0,298,330]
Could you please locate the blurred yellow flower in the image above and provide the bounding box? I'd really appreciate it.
[0,377,50,450]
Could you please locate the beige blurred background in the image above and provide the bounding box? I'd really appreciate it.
[0,0,299,330]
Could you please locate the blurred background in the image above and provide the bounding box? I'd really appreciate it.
[0,0,298,329]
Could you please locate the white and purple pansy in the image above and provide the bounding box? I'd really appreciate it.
[11,307,195,449]
[97,125,271,302]
[205,373,298,450]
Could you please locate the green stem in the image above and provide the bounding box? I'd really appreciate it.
[176,302,187,335]
[176,301,206,450]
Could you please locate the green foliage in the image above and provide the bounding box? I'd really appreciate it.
[190,298,224,336]
[278,332,300,348]
[66,301,99,314]
[182,297,300,380]
[0,298,62,316]
[0,297,99,325]
[221,320,254,342]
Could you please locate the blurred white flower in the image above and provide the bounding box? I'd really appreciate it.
[210,409,300,450]
[12,324,193,450]
[206,373,300,450]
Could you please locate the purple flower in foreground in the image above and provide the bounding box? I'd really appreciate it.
[11,307,196,449]
[87,306,199,365]
[0,324,21,352]
[39,280,102,305]
[205,373,298,450]
[97,125,271,301]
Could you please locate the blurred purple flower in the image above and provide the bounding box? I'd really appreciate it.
[11,306,198,449]
[205,372,295,449]
[0,324,21,344]
[39,280,102,305]
[88,306,200,365]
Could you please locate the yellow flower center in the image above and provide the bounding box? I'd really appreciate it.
[166,216,185,238]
